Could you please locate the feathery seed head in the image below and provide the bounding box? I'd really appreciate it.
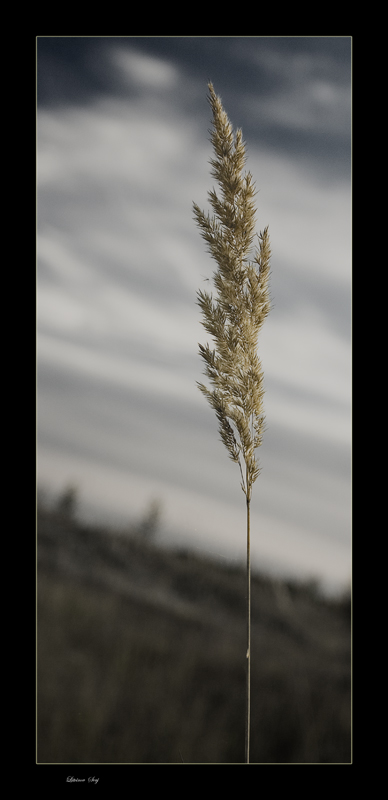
[194,83,271,499]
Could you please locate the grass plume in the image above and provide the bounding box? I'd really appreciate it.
[193,82,271,763]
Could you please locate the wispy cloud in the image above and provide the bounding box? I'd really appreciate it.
[37,38,351,593]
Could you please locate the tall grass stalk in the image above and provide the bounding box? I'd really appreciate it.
[193,83,271,764]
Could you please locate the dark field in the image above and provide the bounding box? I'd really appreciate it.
[37,505,351,764]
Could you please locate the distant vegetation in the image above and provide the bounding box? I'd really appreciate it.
[37,491,351,764]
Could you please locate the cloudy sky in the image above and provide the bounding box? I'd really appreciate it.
[37,37,352,595]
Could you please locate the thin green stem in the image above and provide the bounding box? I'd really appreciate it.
[245,494,251,764]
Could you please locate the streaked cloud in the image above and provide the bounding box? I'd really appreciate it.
[37,38,351,594]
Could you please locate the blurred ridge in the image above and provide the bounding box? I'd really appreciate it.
[37,499,351,764]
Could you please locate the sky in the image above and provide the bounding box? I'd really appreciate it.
[37,37,352,596]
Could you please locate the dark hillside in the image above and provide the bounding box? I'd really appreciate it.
[37,506,351,764]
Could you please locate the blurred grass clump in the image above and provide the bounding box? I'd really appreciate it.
[37,490,351,764]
